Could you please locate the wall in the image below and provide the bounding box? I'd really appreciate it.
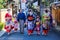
[0,9,12,23]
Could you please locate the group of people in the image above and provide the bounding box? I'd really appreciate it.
[4,8,55,36]
[4,9,19,35]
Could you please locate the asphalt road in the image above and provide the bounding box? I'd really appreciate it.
[0,28,60,40]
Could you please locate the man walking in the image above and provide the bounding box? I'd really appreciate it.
[17,9,26,34]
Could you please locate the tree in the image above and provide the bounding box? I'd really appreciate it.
[7,0,13,4]
[0,0,7,8]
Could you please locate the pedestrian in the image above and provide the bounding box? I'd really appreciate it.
[4,9,14,35]
[42,9,50,35]
[13,14,19,32]
[42,21,49,35]
[17,9,26,34]
[26,9,35,35]
[34,15,41,35]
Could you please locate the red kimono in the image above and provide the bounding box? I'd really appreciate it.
[4,13,14,33]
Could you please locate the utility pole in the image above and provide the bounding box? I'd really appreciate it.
[40,0,45,19]
[40,0,42,17]
[40,0,42,20]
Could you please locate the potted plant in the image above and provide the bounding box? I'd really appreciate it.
[0,23,4,31]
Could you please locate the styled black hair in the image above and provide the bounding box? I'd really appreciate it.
[7,9,10,11]
[19,9,22,12]
[45,10,48,13]
[28,9,33,12]
[37,15,40,18]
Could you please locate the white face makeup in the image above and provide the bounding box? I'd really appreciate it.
[8,11,10,13]
[30,12,33,15]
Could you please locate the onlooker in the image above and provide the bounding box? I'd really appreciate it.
[17,9,26,34]
[13,14,19,32]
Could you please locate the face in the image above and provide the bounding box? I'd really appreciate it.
[7,11,10,13]
[30,12,32,15]
[7,9,10,13]
[36,18,39,21]
[29,11,33,15]
[20,9,22,13]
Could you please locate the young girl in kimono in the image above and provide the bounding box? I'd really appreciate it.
[13,14,19,32]
[34,16,40,35]
[42,21,49,35]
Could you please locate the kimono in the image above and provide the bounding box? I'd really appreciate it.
[42,13,50,23]
[27,14,35,35]
[42,12,50,35]
[34,20,40,35]
[5,21,11,33]
[4,13,13,33]
[42,20,49,35]
[13,18,19,31]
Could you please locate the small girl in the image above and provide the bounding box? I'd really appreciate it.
[13,20,19,32]
[42,21,49,35]
[13,14,19,32]
[34,16,40,35]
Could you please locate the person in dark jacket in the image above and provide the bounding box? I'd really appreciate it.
[17,9,26,34]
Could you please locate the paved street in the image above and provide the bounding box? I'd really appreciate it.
[0,28,60,40]
[0,0,60,40]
